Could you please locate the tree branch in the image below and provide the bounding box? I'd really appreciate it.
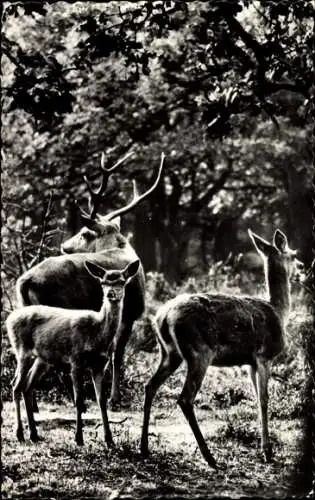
[28,191,53,268]
[223,13,309,98]
[189,158,233,214]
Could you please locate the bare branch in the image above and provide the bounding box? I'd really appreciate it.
[189,158,233,215]
[28,191,53,268]
[3,287,14,312]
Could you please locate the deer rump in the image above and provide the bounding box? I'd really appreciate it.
[17,252,145,323]
[158,293,284,366]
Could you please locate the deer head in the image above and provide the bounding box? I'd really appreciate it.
[61,152,165,254]
[249,229,305,283]
[84,259,140,302]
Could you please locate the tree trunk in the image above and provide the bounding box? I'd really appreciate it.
[132,209,158,272]
[156,226,191,283]
[213,215,238,262]
[285,165,312,265]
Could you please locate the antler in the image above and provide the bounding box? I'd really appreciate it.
[78,151,134,222]
[106,152,165,221]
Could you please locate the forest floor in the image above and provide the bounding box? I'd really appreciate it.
[1,343,310,499]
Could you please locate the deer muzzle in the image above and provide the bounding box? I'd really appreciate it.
[107,289,123,302]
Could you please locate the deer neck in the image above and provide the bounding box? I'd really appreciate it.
[265,261,290,326]
[98,297,124,349]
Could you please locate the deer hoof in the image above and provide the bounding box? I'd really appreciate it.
[262,443,273,462]
[75,435,84,446]
[106,434,114,448]
[30,431,40,442]
[206,455,218,470]
[16,428,25,442]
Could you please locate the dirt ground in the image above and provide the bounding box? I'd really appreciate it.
[1,395,306,499]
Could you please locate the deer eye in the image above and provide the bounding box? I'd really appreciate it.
[81,229,95,240]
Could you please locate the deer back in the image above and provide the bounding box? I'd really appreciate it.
[17,249,145,323]
[6,301,113,365]
[156,293,284,366]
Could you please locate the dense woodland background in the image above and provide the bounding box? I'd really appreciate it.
[2,0,313,287]
[1,1,314,498]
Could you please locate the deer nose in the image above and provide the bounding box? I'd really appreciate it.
[107,290,121,301]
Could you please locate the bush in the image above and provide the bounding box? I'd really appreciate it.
[216,420,258,446]
[1,328,15,401]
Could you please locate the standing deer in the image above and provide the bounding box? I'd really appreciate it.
[16,152,165,411]
[7,259,140,445]
[141,229,304,469]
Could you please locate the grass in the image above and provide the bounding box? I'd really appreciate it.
[1,400,305,499]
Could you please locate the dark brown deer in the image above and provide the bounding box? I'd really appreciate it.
[7,259,140,445]
[16,152,165,411]
[141,229,304,469]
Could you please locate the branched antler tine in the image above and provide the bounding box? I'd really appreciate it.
[78,151,134,221]
[107,152,165,221]
[132,179,140,198]
[95,150,134,200]
[79,170,108,221]
[101,151,134,173]
[82,175,95,195]
[100,151,106,169]
[74,199,92,222]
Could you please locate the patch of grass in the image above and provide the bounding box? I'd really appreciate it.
[1,398,306,499]
[210,386,247,409]
[216,420,258,445]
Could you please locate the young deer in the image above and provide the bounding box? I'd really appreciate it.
[141,229,304,469]
[7,259,140,445]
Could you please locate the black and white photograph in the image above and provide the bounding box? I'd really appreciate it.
[1,1,314,498]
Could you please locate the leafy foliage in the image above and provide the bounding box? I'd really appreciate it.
[2,2,313,285]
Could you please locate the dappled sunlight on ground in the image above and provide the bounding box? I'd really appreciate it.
[2,399,304,499]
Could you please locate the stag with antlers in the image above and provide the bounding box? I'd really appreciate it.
[16,151,165,415]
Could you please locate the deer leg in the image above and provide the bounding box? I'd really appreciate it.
[91,361,113,448]
[70,364,84,446]
[141,349,181,457]
[256,359,271,461]
[32,393,39,413]
[12,356,32,442]
[109,322,131,409]
[24,358,48,442]
[248,365,258,398]
[15,358,39,413]
[28,359,49,416]
[177,355,217,469]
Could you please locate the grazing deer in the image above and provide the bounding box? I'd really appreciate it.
[7,259,140,445]
[141,229,304,469]
[16,152,165,411]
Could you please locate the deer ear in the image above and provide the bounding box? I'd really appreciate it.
[85,260,106,280]
[111,216,121,230]
[273,230,288,253]
[123,259,140,280]
[248,229,272,256]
